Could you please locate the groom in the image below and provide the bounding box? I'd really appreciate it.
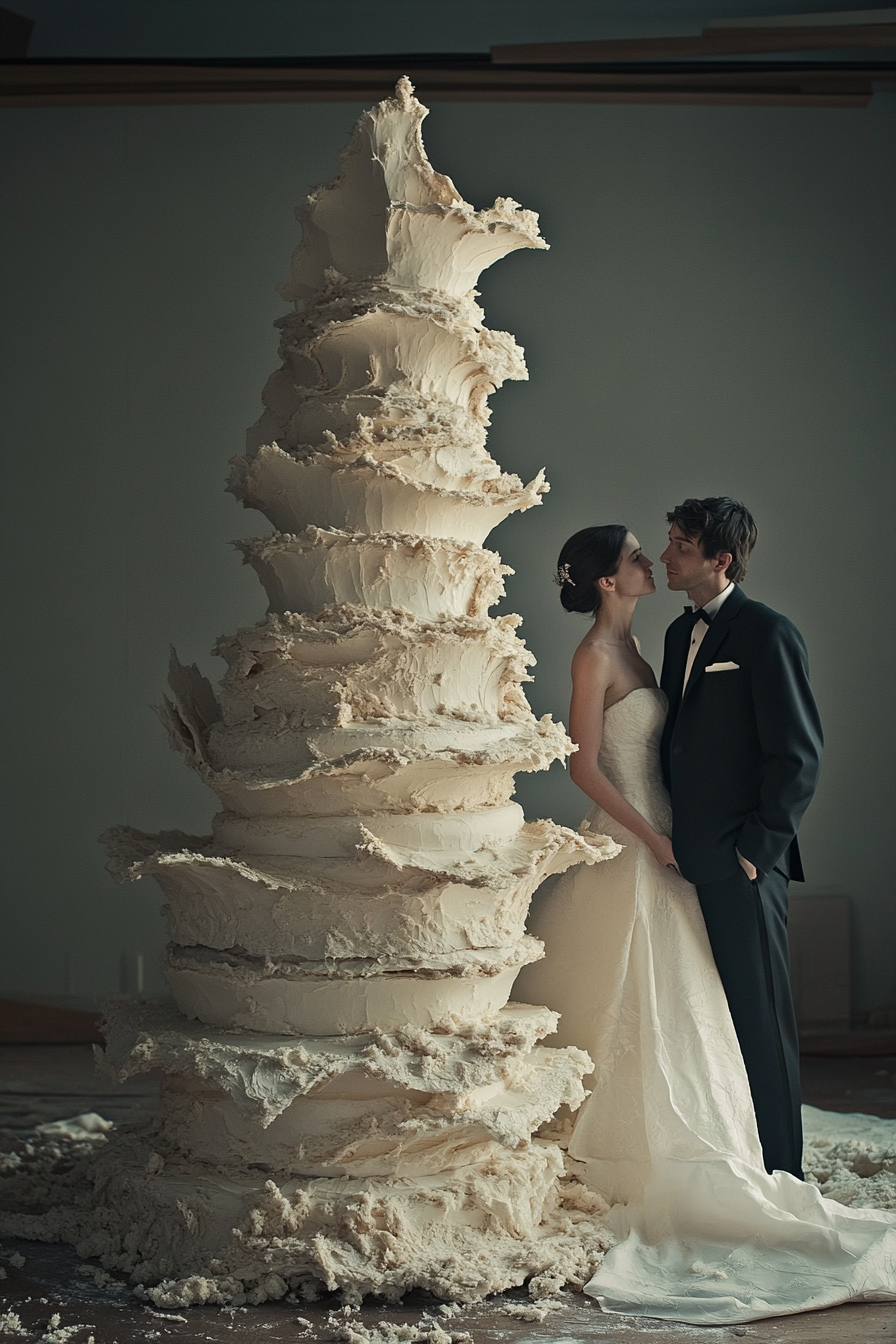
[659,497,822,1179]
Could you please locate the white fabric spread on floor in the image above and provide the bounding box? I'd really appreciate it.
[515,686,896,1324]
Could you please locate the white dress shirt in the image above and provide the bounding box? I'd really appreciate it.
[682,582,735,695]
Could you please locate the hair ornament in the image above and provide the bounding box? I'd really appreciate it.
[554,563,574,587]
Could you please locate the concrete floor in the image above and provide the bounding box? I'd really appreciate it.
[1,1044,895,1343]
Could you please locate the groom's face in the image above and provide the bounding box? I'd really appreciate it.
[660,525,716,592]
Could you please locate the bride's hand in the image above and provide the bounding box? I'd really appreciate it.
[650,833,678,871]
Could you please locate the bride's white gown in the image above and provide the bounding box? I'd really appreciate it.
[515,687,896,1324]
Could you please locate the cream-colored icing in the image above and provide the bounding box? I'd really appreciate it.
[84,78,624,1303]
[277,81,546,303]
[98,1002,591,1179]
[270,305,527,428]
[213,607,536,727]
[63,1132,609,1305]
[236,527,509,621]
[229,444,546,546]
[104,821,616,960]
[165,938,544,1034]
[156,654,576,811]
[99,1000,568,1113]
[211,802,525,858]
[154,1042,586,1177]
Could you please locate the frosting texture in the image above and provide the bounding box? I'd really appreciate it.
[88,76,620,1303]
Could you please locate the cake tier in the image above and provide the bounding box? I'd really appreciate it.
[236,527,508,620]
[154,1040,586,1177]
[72,1126,609,1306]
[102,1000,590,1179]
[229,444,545,545]
[160,699,572,814]
[100,999,567,1115]
[279,78,546,305]
[268,301,526,429]
[157,638,568,810]
[165,938,543,1034]
[249,386,492,485]
[212,608,535,730]
[103,820,618,961]
[211,801,524,858]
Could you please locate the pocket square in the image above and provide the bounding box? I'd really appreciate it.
[705,661,739,672]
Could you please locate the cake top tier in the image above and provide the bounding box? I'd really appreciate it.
[280,77,548,304]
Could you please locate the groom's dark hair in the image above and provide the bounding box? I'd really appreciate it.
[666,497,757,584]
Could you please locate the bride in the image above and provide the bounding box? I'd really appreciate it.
[513,523,896,1324]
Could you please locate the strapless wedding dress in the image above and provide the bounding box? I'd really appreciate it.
[514,687,896,1324]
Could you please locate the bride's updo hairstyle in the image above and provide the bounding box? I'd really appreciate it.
[556,524,629,615]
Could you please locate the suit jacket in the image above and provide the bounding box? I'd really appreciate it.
[659,584,823,886]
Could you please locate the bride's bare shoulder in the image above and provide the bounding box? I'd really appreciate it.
[571,633,615,680]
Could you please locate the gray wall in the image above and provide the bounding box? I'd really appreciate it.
[1,91,894,1009]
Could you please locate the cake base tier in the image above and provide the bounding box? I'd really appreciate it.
[8,1130,610,1306]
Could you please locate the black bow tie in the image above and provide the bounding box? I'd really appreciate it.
[684,605,713,626]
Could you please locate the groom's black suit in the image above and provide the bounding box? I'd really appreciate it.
[660,584,822,1178]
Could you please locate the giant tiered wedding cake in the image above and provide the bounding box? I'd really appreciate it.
[94,78,619,1306]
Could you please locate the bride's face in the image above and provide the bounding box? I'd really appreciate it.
[612,533,656,598]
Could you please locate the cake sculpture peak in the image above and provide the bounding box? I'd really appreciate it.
[55,83,619,1306]
[280,79,547,304]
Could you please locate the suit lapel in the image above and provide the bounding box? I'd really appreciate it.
[681,584,746,706]
[664,617,692,705]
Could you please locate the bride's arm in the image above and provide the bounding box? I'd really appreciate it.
[568,644,676,869]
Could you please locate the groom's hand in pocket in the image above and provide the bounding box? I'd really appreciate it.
[736,848,758,881]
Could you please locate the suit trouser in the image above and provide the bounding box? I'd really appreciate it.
[695,865,803,1179]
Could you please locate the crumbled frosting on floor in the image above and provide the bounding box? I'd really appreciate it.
[3,1107,895,1306]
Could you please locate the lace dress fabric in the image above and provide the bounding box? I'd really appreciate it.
[514,687,896,1324]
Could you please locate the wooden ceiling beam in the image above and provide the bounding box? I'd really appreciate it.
[0,58,889,109]
[491,22,896,64]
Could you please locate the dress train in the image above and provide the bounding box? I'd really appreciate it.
[513,687,896,1323]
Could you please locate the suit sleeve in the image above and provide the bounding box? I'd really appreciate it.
[737,618,823,874]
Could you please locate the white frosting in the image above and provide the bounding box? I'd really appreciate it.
[90,79,624,1304]
[155,1043,585,1177]
[100,1000,569,1111]
[165,938,544,1035]
[229,444,546,546]
[277,81,546,303]
[100,1000,592,1179]
[271,304,527,429]
[237,527,509,621]
[213,607,536,727]
[68,1130,611,1306]
[105,820,616,960]
[211,802,524,857]
[155,655,575,812]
